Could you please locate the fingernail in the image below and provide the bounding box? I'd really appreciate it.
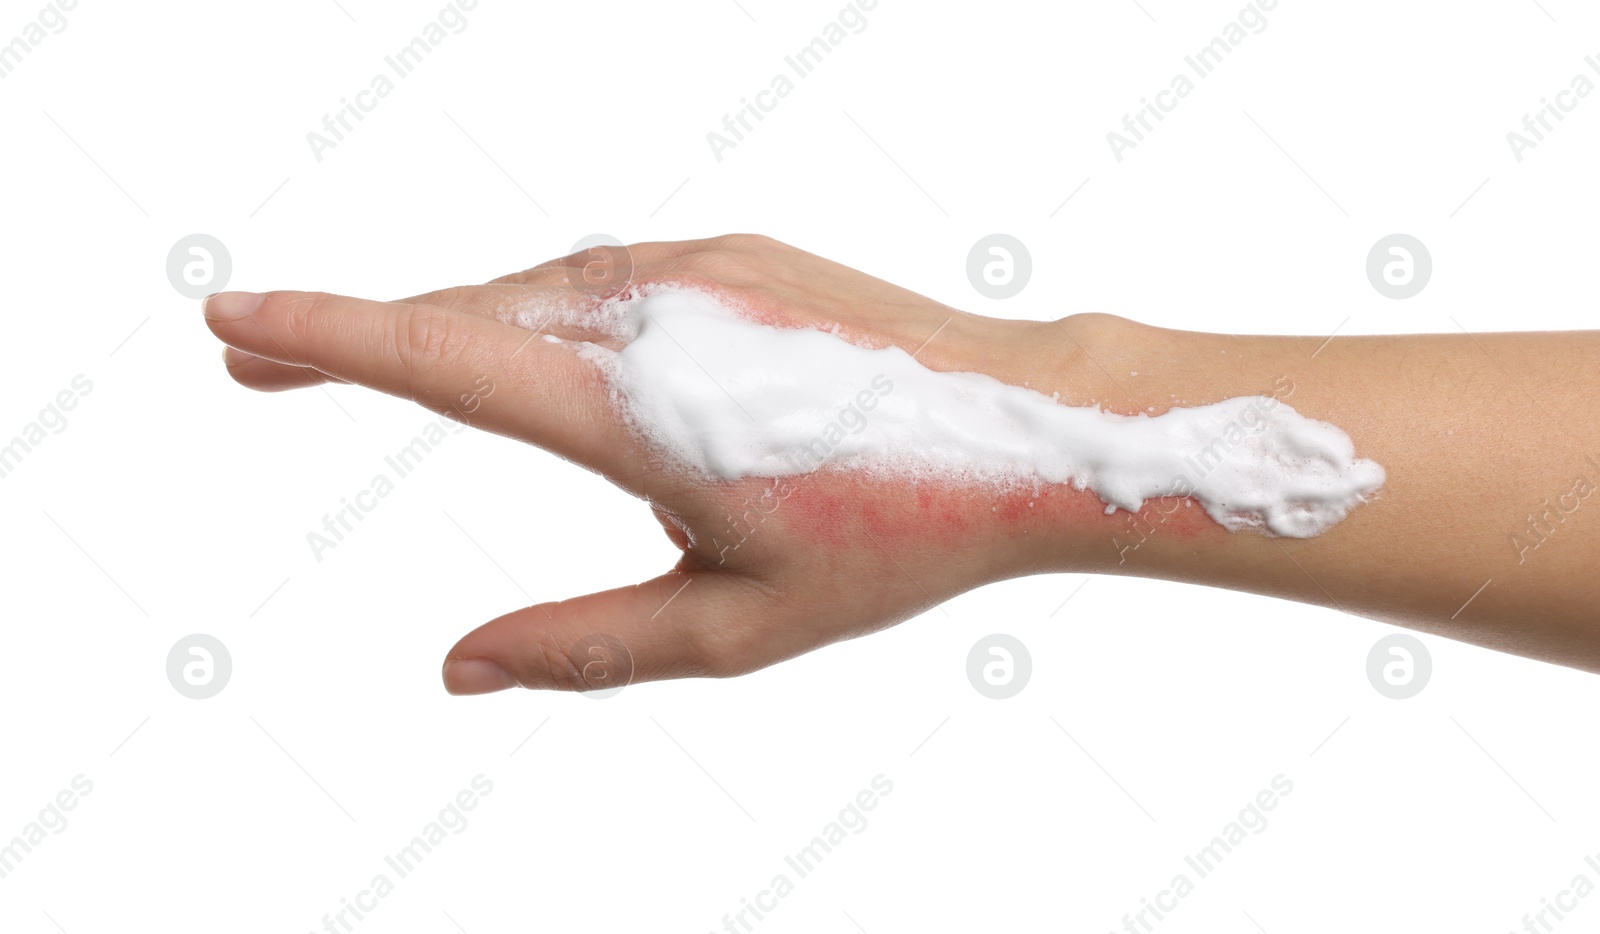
[203,291,265,321]
[443,658,520,695]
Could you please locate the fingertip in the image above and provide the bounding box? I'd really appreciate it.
[443,657,522,696]
[219,347,334,392]
[203,291,266,322]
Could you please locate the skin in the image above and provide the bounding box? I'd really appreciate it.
[200,234,1600,693]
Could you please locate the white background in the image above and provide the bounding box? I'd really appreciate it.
[2,1,1598,931]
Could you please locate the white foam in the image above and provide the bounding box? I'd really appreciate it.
[492,286,642,339]
[576,288,1385,537]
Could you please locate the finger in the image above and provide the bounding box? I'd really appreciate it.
[396,283,622,344]
[225,284,621,393]
[440,570,770,694]
[223,346,345,392]
[488,237,725,287]
[202,290,637,473]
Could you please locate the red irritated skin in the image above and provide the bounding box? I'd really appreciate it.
[201,234,1600,691]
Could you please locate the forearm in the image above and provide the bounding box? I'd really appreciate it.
[1010,314,1600,671]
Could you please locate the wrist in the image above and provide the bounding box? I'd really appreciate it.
[931,312,1157,579]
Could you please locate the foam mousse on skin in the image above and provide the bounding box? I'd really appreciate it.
[573,288,1386,538]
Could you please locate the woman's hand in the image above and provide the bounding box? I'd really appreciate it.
[205,232,1600,679]
[203,234,1104,694]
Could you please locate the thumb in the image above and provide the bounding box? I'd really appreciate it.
[440,570,766,695]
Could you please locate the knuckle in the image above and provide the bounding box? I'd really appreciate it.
[413,285,476,311]
[525,266,572,287]
[1061,311,1135,337]
[683,621,756,680]
[393,303,464,394]
[713,232,779,252]
[273,291,324,343]
[407,305,459,358]
[535,640,591,692]
[679,249,752,282]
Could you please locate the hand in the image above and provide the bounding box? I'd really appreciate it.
[203,234,1107,694]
